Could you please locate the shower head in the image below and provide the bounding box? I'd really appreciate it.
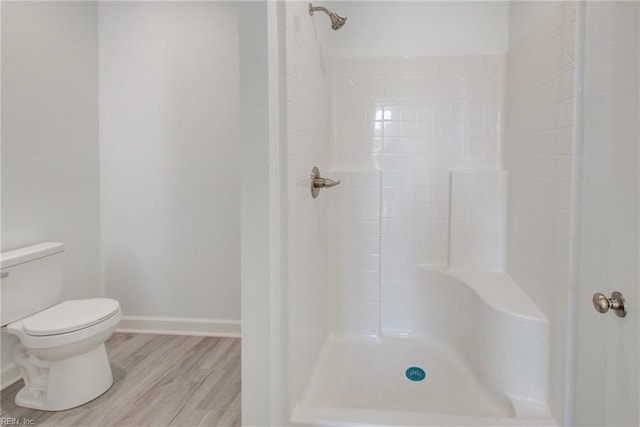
[309,3,347,31]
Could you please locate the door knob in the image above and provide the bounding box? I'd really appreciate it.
[592,291,626,317]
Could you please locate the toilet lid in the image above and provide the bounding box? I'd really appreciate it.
[23,298,120,336]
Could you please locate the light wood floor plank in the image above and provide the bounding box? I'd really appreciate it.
[183,339,241,412]
[168,407,207,427]
[160,337,223,384]
[0,381,23,416]
[195,350,240,412]
[197,338,235,371]
[113,379,204,427]
[0,333,241,427]
[198,391,241,427]
[217,392,241,427]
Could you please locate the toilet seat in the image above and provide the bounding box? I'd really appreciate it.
[23,299,120,336]
[5,298,122,351]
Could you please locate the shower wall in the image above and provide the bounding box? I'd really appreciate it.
[284,1,332,410]
[505,2,576,421]
[327,169,381,337]
[317,2,510,338]
[330,55,506,335]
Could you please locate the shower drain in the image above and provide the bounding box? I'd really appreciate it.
[405,366,426,382]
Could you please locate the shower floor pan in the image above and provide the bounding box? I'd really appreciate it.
[292,267,556,426]
[291,335,555,426]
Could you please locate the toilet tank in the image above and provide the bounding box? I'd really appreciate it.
[1,242,65,326]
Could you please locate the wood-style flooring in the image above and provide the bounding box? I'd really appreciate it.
[0,333,241,427]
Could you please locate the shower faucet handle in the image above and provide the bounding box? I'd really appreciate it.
[314,177,341,188]
[310,167,341,198]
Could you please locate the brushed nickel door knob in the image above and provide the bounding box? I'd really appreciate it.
[592,293,611,313]
[592,291,627,317]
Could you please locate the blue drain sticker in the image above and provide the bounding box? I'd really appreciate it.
[405,366,426,382]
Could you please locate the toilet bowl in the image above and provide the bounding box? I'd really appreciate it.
[1,243,122,411]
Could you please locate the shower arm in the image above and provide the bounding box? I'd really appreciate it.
[309,5,331,16]
[309,3,347,31]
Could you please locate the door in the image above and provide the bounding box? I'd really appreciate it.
[574,2,639,426]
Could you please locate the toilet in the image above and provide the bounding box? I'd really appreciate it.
[1,242,121,411]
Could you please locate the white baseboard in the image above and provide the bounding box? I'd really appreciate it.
[2,363,21,390]
[116,316,241,338]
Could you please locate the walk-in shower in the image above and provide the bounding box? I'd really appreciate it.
[284,1,562,424]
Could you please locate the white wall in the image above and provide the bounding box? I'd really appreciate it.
[98,3,240,324]
[285,0,332,413]
[505,1,576,422]
[239,2,284,423]
[508,1,560,49]
[327,1,509,57]
[1,1,100,382]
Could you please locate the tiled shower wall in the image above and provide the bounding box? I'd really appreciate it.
[331,56,505,334]
[504,2,576,421]
[285,1,331,410]
[327,170,381,337]
[450,171,506,271]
